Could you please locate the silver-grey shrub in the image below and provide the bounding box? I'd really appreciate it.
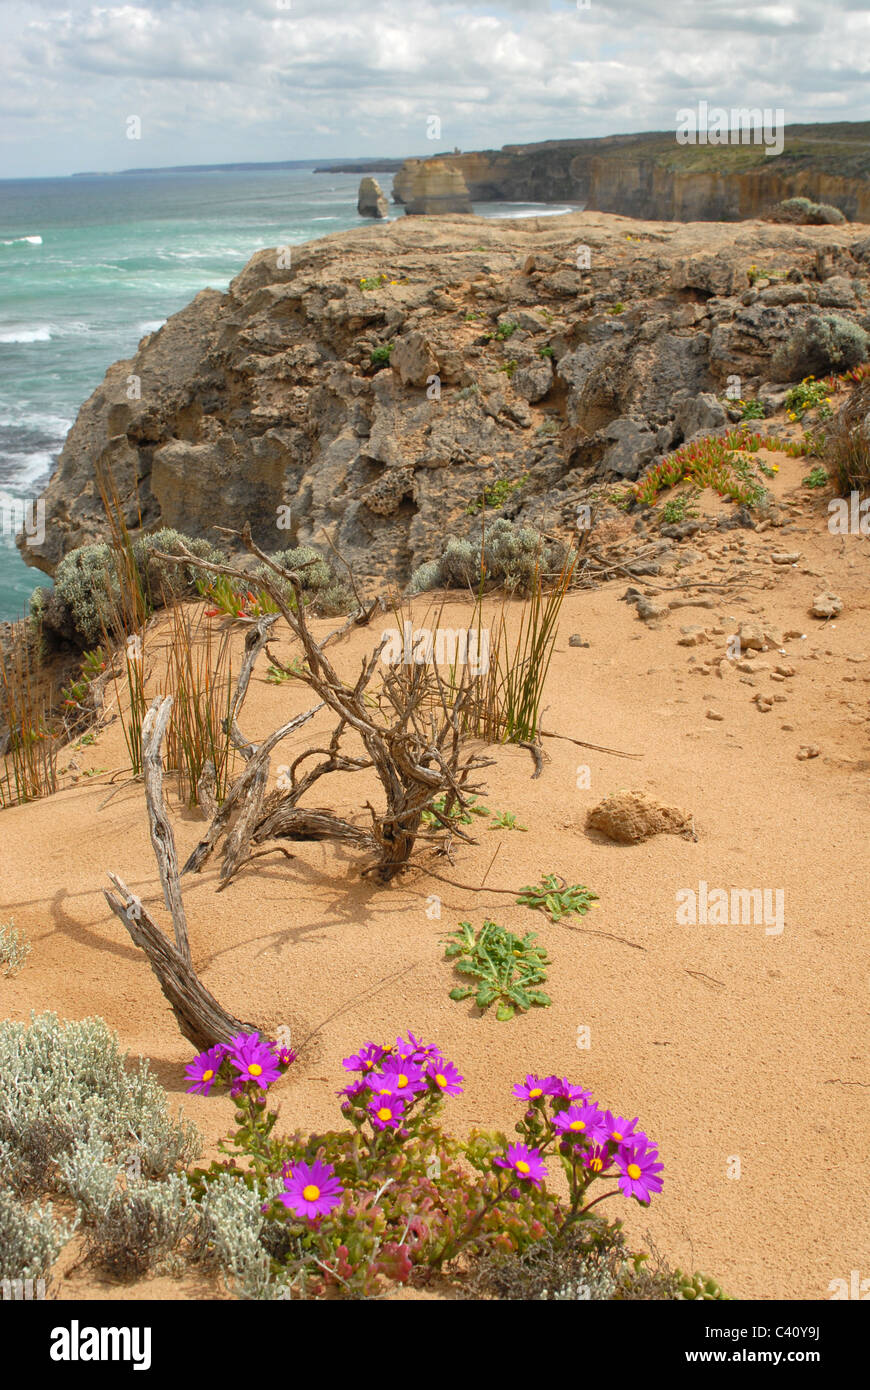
[408,518,574,596]
[0,1188,75,1282]
[0,920,31,976]
[193,1171,290,1300]
[0,1012,200,1196]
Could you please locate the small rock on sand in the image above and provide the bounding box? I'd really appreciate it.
[586,790,694,843]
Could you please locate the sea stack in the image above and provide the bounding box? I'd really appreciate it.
[392,158,473,215]
[357,177,389,218]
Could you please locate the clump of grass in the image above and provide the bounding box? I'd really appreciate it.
[109,632,148,779]
[464,555,575,745]
[0,920,31,976]
[517,874,598,922]
[163,602,238,808]
[826,377,870,493]
[445,919,551,1020]
[0,616,58,807]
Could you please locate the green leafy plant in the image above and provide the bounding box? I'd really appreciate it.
[802,465,829,488]
[608,302,625,315]
[421,793,490,829]
[538,345,555,359]
[785,377,831,420]
[496,321,518,340]
[660,494,698,525]
[359,274,389,291]
[266,659,306,684]
[466,473,529,514]
[499,359,518,378]
[738,399,765,420]
[489,810,527,831]
[517,874,598,923]
[445,920,551,1020]
[370,342,394,367]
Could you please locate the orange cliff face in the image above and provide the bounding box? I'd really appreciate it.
[397,127,870,222]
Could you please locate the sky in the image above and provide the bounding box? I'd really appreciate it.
[1,0,869,179]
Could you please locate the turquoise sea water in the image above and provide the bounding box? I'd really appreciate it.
[0,167,579,620]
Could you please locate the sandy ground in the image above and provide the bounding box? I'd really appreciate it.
[2,443,869,1301]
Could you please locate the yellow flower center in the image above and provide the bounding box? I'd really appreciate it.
[515,1160,530,1174]
[202,1069,214,1081]
[529,1087,543,1098]
[435,1073,447,1088]
[627,1163,642,1180]
[302,1184,321,1202]
[249,1063,262,1077]
[611,1130,623,1141]
[396,1073,408,1088]
[363,1060,374,1070]
[569,1120,585,1131]
[590,1157,603,1172]
[377,1107,392,1122]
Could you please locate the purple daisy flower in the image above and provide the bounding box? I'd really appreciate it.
[342,1043,386,1074]
[337,1078,370,1100]
[227,1032,281,1090]
[601,1110,644,1148]
[552,1103,606,1141]
[512,1074,560,1102]
[371,1055,428,1099]
[551,1078,593,1104]
[581,1143,613,1175]
[494,1143,548,1188]
[425,1059,464,1096]
[615,1143,664,1204]
[185,1044,227,1096]
[276,1159,344,1219]
[368,1095,406,1130]
[394,1031,439,1063]
[277,1046,297,1068]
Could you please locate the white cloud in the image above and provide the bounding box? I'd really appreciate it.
[0,0,867,176]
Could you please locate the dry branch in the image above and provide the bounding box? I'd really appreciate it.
[103,872,258,1049]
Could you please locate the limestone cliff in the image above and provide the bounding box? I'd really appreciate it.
[401,124,870,223]
[21,213,870,591]
[391,159,473,215]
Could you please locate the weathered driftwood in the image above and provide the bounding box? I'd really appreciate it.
[151,529,492,883]
[103,872,256,1049]
[141,696,190,964]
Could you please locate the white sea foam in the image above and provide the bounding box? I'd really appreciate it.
[0,327,52,343]
[1,235,43,246]
[138,319,166,335]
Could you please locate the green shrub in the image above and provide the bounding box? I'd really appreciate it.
[771,197,846,225]
[773,315,869,382]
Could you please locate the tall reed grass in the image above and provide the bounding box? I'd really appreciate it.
[0,617,58,806]
[163,601,237,807]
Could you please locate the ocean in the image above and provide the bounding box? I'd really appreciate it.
[0,166,579,621]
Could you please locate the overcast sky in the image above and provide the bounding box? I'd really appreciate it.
[2,0,868,179]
